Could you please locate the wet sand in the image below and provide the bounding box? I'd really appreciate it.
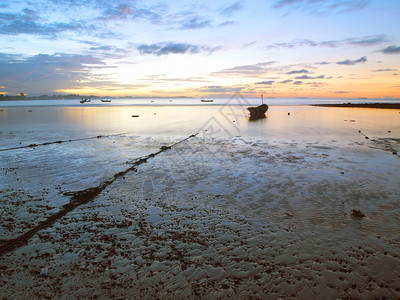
[1,105,400,299]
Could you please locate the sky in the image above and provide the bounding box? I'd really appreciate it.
[0,0,399,98]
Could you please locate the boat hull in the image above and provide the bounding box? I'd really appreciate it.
[247,104,268,119]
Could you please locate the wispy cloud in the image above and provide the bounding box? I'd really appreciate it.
[214,61,277,77]
[293,81,303,85]
[279,79,293,83]
[372,68,396,72]
[220,2,243,17]
[87,45,128,59]
[98,4,162,24]
[287,69,309,74]
[137,42,220,56]
[218,21,236,27]
[272,0,369,14]
[0,9,85,37]
[348,35,388,46]
[0,2,214,39]
[255,80,274,85]
[0,52,105,93]
[178,16,211,30]
[265,35,388,50]
[381,45,400,54]
[334,91,350,94]
[336,56,367,65]
[295,75,325,79]
[199,85,246,93]
[266,39,336,49]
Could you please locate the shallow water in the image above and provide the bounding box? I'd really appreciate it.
[1,102,399,141]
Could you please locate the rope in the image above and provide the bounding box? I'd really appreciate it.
[0,132,137,152]
[358,130,399,157]
[0,133,198,256]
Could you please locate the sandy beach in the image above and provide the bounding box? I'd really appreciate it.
[1,102,400,299]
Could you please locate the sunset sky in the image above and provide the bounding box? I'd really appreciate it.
[0,0,399,98]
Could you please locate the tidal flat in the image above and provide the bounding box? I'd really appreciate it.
[1,103,399,299]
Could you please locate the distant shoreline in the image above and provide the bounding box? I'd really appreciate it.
[312,103,400,109]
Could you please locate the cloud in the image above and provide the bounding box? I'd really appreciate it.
[179,16,211,30]
[199,85,245,93]
[88,45,128,59]
[347,35,388,46]
[220,2,243,17]
[372,68,396,72]
[137,42,220,56]
[0,2,205,38]
[218,21,236,27]
[336,56,367,65]
[98,4,162,24]
[295,75,325,79]
[255,80,274,85]
[334,91,350,94]
[214,61,276,77]
[266,39,336,49]
[272,0,369,14]
[287,69,309,74]
[0,9,85,37]
[0,52,105,94]
[381,45,400,54]
[265,35,388,50]
[293,81,303,85]
[279,79,293,83]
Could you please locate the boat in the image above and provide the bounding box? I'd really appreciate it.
[80,98,91,103]
[101,99,111,102]
[247,95,268,119]
[201,98,214,102]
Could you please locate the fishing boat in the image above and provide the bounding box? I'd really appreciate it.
[101,99,111,102]
[247,95,268,119]
[201,98,214,102]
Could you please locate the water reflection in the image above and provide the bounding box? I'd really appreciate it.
[0,105,398,141]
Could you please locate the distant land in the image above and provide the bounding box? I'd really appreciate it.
[313,103,400,109]
[0,94,191,100]
[0,94,95,100]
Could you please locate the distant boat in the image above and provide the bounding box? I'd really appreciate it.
[80,98,91,103]
[247,95,268,119]
[101,99,111,102]
[201,98,214,102]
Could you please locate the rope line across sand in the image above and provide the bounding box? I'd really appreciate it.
[0,132,138,152]
[0,133,198,256]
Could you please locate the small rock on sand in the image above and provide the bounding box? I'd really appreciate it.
[39,268,48,277]
[350,209,365,219]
